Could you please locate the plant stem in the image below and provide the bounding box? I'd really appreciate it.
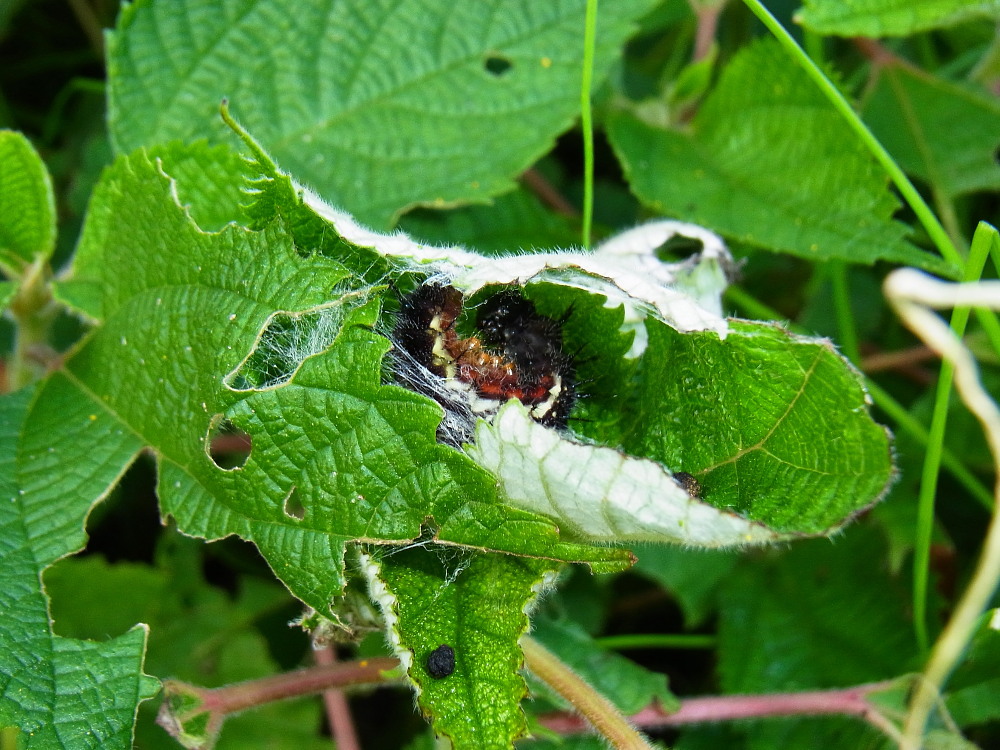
[912,228,993,652]
[580,0,598,249]
[539,681,902,743]
[314,645,361,750]
[830,262,861,364]
[7,255,55,392]
[157,657,401,744]
[521,636,655,750]
[692,2,722,62]
[864,379,994,511]
[740,0,964,275]
[883,267,1000,749]
[595,633,716,650]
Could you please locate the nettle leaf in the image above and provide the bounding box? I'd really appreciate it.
[107,0,658,228]
[149,140,253,232]
[607,39,953,275]
[46,553,329,750]
[43,145,628,623]
[797,0,1000,37]
[0,388,159,749]
[255,136,893,546]
[0,130,55,275]
[363,547,557,750]
[468,318,893,542]
[862,63,1000,199]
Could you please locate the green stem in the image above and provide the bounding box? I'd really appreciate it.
[864,379,994,510]
[580,0,598,249]
[7,255,55,391]
[522,636,654,750]
[740,0,963,275]
[912,228,994,652]
[596,633,716,650]
[974,307,1000,363]
[830,262,861,363]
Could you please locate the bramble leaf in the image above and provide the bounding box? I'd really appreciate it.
[0,388,159,749]
[363,547,556,750]
[42,145,630,623]
[797,0,1000,37]
[862,63,1000,199]
[46,552,330,750]
[0,130,55,276]
[107,0,658,228]
[607,39,954,275]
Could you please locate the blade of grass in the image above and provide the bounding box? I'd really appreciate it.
[740,0,963,276]
[830,261,861,364]
[911,224,996,652]
[580,0,598,249]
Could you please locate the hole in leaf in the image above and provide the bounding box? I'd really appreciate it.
[227,305,347,391]
[484,54,513,77]
[206,414,251,470]
[283,486,306,520]
[653,234,704,262]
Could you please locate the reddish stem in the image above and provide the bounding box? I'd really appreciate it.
[540,681,897,734]
[520,168,579,217]
[314,645,362,750]
[693,4,722,62]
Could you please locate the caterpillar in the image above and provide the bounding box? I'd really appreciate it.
[392,283,576,435]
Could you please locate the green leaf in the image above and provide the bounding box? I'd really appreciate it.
[0,280,15,311]
[945,609,1000,727]
[364,547,555,749]
[107,0,658,228]
[715,526,918,749]
[46,548,330,750]
[0,130,55,275]
[718,527,917,692]
[862,63,1000,199]
[607,39,951,274]
[470,318,895,541]
[796,0,1000,37]
[529,616,677,714]
[633,546,738,628]
[44,145,627,621]
[149,140,253,232]
[0,388,159,749]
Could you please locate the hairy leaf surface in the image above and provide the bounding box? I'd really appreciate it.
[364,548,555,749]
[42,146,629,622]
